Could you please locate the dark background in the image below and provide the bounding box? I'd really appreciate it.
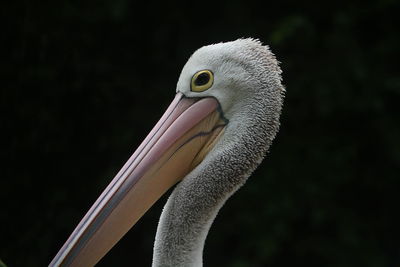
[2,0,400,266]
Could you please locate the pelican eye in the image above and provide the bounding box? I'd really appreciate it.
[191,70,214,92]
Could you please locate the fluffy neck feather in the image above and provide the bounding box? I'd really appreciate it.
[152,85,283,266]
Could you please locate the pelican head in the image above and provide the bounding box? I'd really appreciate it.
[51,38,284,267]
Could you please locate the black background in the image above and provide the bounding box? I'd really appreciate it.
[2,0,400,266]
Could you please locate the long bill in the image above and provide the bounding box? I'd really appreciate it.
[50,92,228,267]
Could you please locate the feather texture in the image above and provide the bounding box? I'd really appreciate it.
[153,38,285,267]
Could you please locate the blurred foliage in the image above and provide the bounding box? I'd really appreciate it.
[1,0,400,266]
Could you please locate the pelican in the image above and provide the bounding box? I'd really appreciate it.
[51,38,284,266]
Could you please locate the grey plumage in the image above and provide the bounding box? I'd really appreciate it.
[153,39,285,266]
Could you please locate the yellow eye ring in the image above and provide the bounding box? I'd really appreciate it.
[191,70,214,92]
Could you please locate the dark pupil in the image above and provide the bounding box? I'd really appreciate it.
[195,73,210,86]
